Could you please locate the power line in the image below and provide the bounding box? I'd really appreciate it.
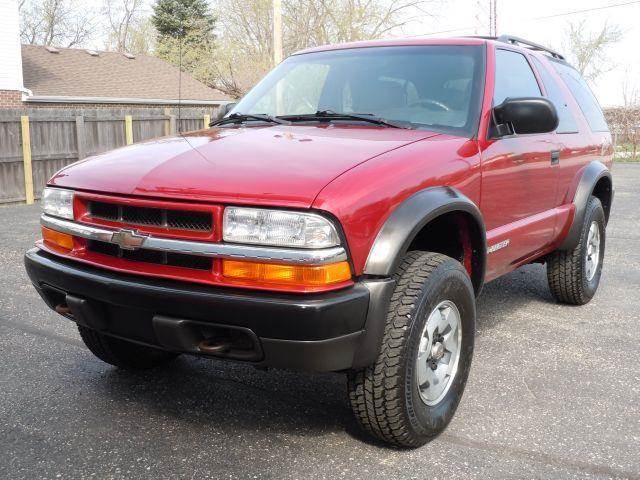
[531,0,640,20]
[411,0,640,37]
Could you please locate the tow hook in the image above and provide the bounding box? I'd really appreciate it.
[55,304,72,315]
[198,339,232,356]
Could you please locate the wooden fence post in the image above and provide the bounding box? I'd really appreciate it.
[75,115,86,159]
[164,107,171,136]
[20,115,34,205]
[124,115,133,145]
[169,115,177,135]
[203,114,211,129]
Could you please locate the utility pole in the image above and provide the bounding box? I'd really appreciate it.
[273,0,283,66]
[489,0,498,37]
[474,0,482,35]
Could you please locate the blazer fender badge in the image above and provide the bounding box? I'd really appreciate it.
[111,229,146,250]
[488,239,510,254]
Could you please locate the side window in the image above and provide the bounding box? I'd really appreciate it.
[531,57,578,134]
[551,61,609,132]
[493,49,541,105]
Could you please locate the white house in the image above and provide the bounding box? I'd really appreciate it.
[0,0,27,107]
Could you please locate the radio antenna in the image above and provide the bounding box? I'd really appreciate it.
[178,32,183,134]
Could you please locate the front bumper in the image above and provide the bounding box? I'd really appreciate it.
[25,248,394,372]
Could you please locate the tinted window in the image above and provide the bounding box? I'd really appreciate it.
[234,46,486,136]
[551,61,608,132]
[493,49,541,105]
[531,57,578,134]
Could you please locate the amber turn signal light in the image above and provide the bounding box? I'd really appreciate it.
[42,226,74,251]
[222,260,352,287]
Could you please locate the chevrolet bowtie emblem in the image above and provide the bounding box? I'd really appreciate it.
[111,229,146,250]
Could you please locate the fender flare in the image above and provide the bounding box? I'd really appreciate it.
[363,186,487,293]
[560,161,613,251]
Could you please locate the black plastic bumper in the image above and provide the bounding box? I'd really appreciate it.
[25,248,394,372]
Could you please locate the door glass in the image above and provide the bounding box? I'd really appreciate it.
[493,49,541,105]
[531,57,578,134]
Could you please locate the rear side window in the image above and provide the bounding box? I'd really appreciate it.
[493,49,541,105]
[551,61,609,132]
[531,57,578,134]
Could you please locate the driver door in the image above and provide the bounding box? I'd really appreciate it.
[480,48,560,278]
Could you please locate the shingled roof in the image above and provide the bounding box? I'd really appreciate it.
[21,44,230,102]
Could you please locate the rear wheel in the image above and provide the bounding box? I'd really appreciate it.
[547,196,606,305]
[78,326,178,369]
[347,251,476,447]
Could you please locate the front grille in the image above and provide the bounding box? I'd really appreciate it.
[88,201,213,232]
[88,240,213,271]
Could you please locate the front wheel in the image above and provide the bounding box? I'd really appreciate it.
[347,252,476,447]
[78,326,178,370]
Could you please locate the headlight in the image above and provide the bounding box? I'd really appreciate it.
[42,187,74,220]
[223,207,340,248]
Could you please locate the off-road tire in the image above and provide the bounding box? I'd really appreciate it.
[347,251,476,448]
[78,325,178,369]
[547,196,606,305]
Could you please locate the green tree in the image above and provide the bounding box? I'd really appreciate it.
[151,0,217,87]
[151,0,215,38]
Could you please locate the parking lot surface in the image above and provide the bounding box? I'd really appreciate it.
[1,163,639,480]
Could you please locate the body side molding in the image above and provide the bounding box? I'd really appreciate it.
[363,186,486,293]
[560,161,612,250]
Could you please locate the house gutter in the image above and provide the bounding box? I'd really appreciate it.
[23,95,233,106]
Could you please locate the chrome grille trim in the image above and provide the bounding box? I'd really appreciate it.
[41,215,348,265]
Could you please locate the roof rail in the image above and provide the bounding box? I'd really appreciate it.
[496,35,565,60]
[463,35,497,40]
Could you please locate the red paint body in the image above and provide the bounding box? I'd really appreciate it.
[44,38,613,291]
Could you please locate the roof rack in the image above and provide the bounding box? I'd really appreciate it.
[496,35,565,60]
[463,35,497,40]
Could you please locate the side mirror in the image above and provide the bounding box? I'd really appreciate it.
[492,97,558,137]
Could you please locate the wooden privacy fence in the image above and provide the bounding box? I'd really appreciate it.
[0,106,224,204]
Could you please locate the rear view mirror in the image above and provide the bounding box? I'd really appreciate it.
[492,97,558,137]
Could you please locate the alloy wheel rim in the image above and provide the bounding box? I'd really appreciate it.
[585,221,600,281]
[416,300,462,406]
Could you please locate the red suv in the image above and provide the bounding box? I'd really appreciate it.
[25,36,613,447]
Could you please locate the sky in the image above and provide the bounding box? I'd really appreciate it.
[81,0,640,107]
[396,0,640,106]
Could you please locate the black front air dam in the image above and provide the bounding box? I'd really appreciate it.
[24,248,376,372]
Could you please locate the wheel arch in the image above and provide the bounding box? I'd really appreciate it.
[363,187,487,295]
[560,161,613,250]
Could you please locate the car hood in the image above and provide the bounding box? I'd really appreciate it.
[50,125,438,208]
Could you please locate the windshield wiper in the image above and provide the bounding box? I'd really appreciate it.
[210,113,291,127]
[280,110,413,129]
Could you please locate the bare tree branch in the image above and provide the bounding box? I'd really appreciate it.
[209,0,437,97]
[564,20,623,83]
[19,0,96,48]
[103,0,148,53]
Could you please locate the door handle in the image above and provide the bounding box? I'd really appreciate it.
[551,150,560,165]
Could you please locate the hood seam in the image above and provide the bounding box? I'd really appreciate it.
[310,132,442,207]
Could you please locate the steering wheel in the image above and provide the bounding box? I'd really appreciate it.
[408,99,452,112]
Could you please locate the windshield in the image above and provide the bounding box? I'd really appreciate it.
[232,45,485,136]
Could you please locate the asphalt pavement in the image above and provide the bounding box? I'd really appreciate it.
[1,163,639,479]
